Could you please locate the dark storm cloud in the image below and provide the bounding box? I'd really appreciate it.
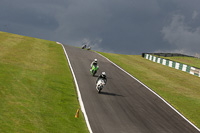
[1,0,200,55]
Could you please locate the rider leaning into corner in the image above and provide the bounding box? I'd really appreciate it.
[96,72,107,85]
[90,59,98,69]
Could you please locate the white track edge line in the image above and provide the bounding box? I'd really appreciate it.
[60,44,93,133]
[96,52,200,132]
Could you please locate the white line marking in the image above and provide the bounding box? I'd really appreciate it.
[60,43,93,133]
[96,52,200,132]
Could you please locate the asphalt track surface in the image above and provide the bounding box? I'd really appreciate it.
[63,45,199,133]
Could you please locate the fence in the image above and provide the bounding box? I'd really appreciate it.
[144,54,200,77]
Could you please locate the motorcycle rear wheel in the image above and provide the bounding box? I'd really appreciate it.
[92,70,96,76]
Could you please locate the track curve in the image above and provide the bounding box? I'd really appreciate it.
[63,45,199,133]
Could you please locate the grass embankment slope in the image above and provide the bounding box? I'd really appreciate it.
[99,52,200,129]
[0,31,88,133]
[165,56,200,68]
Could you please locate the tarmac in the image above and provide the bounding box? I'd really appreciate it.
[63,45,199,133]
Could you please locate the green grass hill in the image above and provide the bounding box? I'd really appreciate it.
[0,31,88,133]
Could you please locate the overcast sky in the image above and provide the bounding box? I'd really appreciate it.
[1,0,200,55]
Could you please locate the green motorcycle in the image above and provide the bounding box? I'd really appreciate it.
[91,65,99,76]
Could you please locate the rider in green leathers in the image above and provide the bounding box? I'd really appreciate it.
[90,59,98,76]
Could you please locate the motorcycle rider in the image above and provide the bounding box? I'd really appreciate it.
[96,72,107,85]
[82,44,86,49]
[87,46,91,50]
[90,59,98,68]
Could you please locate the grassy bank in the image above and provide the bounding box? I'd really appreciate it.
[0,31,88,133]
[164,56,200,68]
[98,52,200,129]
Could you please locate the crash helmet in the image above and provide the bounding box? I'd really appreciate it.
[102,72,106,77]
[94,59,97,62]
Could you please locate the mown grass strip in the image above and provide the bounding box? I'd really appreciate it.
[158,56,200,69]
[0,31,88,133]
[98,52,200,129]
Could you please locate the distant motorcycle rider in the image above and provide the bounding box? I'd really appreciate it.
[96,72,107,85]
[82,44,86,49]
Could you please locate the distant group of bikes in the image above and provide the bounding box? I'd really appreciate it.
[82,45,107,93]
[81,44,91,50]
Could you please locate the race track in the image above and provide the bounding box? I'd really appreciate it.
[63,45,199,133]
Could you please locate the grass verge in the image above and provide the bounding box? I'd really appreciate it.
[165,56,200,68]
[98,52,200,129]
[0,31,88,133]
